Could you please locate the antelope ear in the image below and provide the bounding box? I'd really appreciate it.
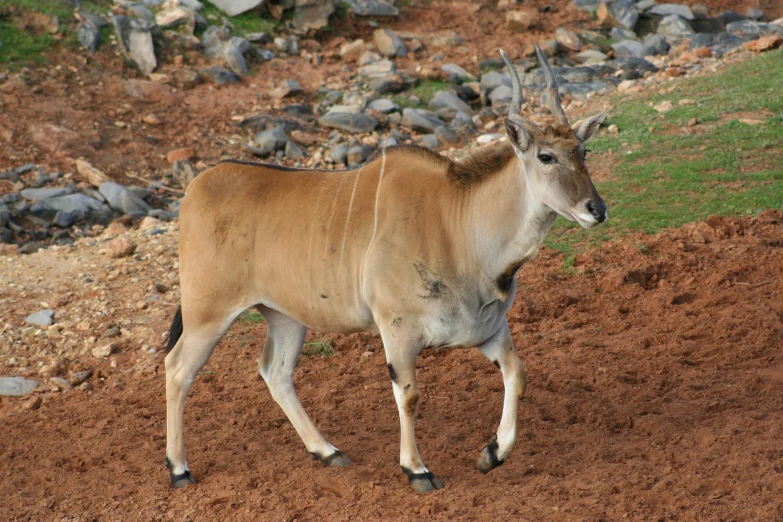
[573,112,607,143]
[504,116,541,152]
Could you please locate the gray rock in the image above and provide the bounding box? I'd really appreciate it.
[574,49,608,64]
[613,57,658,74]
[428,90,475,116]
[609,0,639,30]
[378,137,398,148]
[328,144,349,163]
[229,36,250,53]
[558,81,613,99]
[368,74,404,94]
[129,26,157,75]
[0,377,39,397]
[367,98,399,113]
[325,104,363,115]
[611,27,638,41]
[611,40,647,59]
[223,42,248,76]
[209,0,264,17]
[649,4,695,20]
[343,0,398,17]
[99,182,151,215]
[373,28,407,58]
[295,0,335,32]
[245,32,268,43]
[480,70,512,91]
[402,108,443,133]
[746,9,764,21]
[128,186,151,200]
[129,4,155,22]
[284,140,306,160]
[347,145,372,166]
[253,125,289,156]
[274,36,289,52]
[0,202,9,228]
[201,25,229,58]
[156,6,197,28]
[555,27,582,51]
[450,111,477,136]
[358,59,396,78]
[21,187,72,201]
[272,79,303,99]
[420,134,440,149]
[78,23,101,53]
[572,0,601,12]
[318,112,379,133]
[200,66,240,85]
[53,210,81,227]
[111,15,133,53]
[29,193,103,219]
[77,9,108,28]
[435,125,460,145]
[488,84,513,106]
[726,21,783,37]
[440,63,476,81]
[25,310,54,326]
[657,15,695,39]
[643,34,670,56]
[636,0,656,10]
[689,32,749,57]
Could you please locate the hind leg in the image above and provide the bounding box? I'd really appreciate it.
[165,315,236,487]
[257,306,352,467]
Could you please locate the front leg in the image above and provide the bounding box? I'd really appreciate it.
[476,321,527,473]
[381,332,444,493]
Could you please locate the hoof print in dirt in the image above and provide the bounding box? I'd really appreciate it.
[402,467,444,493]
[166,458,197,488]
[477,439,505,474]
[310,449,353,467]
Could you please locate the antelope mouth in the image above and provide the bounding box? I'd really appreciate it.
[562,210,606,229]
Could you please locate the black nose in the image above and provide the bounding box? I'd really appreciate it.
[586,199,607,223]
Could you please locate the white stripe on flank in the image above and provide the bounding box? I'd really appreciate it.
[339,164,363,268]
[369,149,387,248]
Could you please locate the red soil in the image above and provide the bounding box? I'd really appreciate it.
[2,210,782,521]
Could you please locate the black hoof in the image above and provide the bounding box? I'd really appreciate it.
[401,466,444,493]
[166,457,197,488]
[477,438,505,474]
[310,449,353,467]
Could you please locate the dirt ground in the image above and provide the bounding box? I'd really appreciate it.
[2,1,783,520]
[1,210,782,521]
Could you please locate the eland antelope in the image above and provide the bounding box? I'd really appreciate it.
[164,45,608,493]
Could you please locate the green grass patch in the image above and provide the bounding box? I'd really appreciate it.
[546,49,783,256]
[199,1,281,35]
[238,310,264,324]
[393,79,448,108]
[0,0,112,67]
[303,338,334,357]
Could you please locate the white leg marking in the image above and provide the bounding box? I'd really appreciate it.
[258,306,340,458]
[477,322,526,470]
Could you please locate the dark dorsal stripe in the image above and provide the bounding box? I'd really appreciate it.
[216,143,516,190]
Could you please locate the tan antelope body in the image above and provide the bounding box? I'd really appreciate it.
[164,47,608,493]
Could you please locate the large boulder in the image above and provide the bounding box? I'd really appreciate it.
[210,0,265,17]
[343,0,398,16]
[294,0,336,32]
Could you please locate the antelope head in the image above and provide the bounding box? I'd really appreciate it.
[500,46,607,228]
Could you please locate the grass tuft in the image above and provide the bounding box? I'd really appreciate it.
[303,339,334,357]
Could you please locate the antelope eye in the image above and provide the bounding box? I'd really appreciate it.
[537,153,555,164]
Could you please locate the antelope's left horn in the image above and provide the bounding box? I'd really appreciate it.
[534,44,569,127]
[499,49,523,117]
